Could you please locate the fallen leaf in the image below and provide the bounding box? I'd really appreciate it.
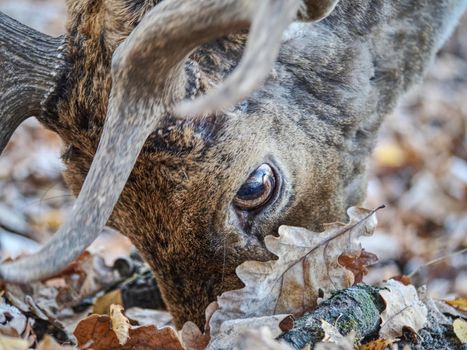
[373,142,412,168]
[379,280,428,339]
[36,335,75,350]
[238,327,293,350]
[445,298,467,312]
[453,318,467,344]
[0,335,29,350]
[74,310,183,350]
[93,289,123,315]
[206,315,288,350]
[181,302,217,350]
[110,304,130,345]
[125,307,172,328]
[209,207,380,336]
[358,339,394,350]
[0,297,27,336]
[417,286,451,325]
[338,250,378,283]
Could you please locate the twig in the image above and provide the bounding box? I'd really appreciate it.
[408,248,467,279]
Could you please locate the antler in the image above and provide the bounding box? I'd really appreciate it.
[0,0,339,283]
[0,12,65,154]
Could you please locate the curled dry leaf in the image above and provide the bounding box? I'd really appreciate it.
[338,250,378,284]
[181,301,217,350]
[110,304,130,345]
[0,335,29,350]
[453,318,467,344]
[379,280,428,340]
[209,207,380,336]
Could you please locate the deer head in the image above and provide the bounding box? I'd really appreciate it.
[0,0,465,328]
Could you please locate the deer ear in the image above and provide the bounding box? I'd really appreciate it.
[0,12,65,155]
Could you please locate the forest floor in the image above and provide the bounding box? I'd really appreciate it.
[0,1,466,349]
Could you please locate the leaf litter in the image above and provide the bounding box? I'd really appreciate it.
[0,2,466,350]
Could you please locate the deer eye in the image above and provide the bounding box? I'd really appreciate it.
[233,164,276,211]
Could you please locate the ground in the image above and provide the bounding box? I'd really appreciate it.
[0,1,466,348]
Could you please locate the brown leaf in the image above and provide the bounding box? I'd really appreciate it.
[338,249,378,283]
[358,339,394,350]
[392,275,412,286]
[181,301,217,350]
[209,207,380,337]
[379,280,428,339]
[74,311,183,350]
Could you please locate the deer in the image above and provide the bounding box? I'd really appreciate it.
[0,0,466,329]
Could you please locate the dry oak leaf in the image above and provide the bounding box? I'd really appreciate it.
[74,308,183,350]
[453,318,467,344]
[209,207,380,336]
[379,280,428,340]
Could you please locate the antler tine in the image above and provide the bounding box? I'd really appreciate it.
[0,0,306,282]
[0,12,65,155]
[176,0,303,117]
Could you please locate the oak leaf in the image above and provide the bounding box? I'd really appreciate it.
[453,318,467,344]
[73,307,183,350]
[379,280,427,339]
[209,207,380,337]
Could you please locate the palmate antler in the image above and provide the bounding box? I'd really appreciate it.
[0,0,339,283]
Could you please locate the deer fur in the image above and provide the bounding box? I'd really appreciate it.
[1,0,466,328]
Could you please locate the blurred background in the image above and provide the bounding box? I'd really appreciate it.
[0,1,466,298]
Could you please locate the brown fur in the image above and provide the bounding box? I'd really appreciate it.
[37,0,466,328]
